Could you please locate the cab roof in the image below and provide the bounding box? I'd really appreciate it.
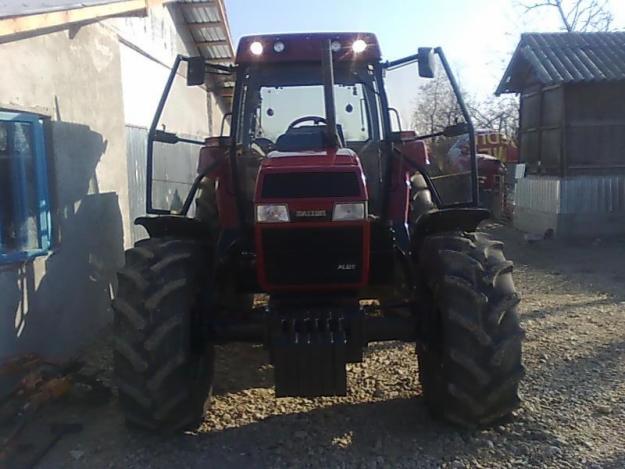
[236,32,381,64]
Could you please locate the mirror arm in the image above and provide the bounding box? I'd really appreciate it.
[153,130,204,146]
[206,63,236,74]
[206,71,233,77]
[384,53,420,71]
[413,130,444,140]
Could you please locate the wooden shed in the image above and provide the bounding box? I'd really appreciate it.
[496,32,625,237]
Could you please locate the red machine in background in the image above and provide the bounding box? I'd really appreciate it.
[447,129,518,217]
[475,130,519,164]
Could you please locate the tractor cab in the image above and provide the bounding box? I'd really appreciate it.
[232,34,385,220]
[145,33,478,241]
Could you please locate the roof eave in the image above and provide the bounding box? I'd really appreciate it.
[495,39,526,95]
[0,0,159,39]
[177,0,234,108]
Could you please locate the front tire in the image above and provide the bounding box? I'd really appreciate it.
[113,237,214,432]
[417,231,524,427]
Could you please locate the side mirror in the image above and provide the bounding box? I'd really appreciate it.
[443,122,469,137]
[417,47,436,78]
[186,57,205,86]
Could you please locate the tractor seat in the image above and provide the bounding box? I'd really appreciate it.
[275,125,346,152]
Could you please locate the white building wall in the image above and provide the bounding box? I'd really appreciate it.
[107,3,227,137]
[0,23,129,361]
[0,3,232,362]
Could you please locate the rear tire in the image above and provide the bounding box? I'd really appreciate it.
[113,237,214,432]
[417,231,524,428]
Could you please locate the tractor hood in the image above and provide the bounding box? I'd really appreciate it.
[255,147,367,202]
[262,148,361,168]
[253,147,370,293]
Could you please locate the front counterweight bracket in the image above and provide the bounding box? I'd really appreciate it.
[268,306,364,397]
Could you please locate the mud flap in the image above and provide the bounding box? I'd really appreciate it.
[269,307,364,397]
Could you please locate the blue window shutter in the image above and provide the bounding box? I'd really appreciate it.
[0,111,51,262]
[32,116,51,252]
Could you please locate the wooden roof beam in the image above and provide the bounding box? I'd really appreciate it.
[187,21,222,29]
[195,39,229,46]
[0,0,159,38]
[180,1,217,8]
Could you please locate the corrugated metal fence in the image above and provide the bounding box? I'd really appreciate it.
[516,175,625,214]
[126,126,148,243]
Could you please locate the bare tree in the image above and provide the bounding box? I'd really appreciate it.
[411,74,465,135]
[469,95,520,140]
[521,0,613,32]
[412,78,519,140]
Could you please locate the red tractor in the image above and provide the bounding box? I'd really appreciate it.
[113,33,524,432]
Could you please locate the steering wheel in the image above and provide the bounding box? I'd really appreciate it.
[253,137,275,155]
[287,116,327,129]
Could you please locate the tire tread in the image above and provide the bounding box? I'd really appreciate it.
[418,230,524,428]
[113,237,214,432]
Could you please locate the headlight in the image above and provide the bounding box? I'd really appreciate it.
[333,202,366,221]
[256,204,289,223]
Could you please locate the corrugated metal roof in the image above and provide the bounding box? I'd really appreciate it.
[496,32,625,95]
[0,0,129,19]
[177,0,233,63]
[176,0,234,106]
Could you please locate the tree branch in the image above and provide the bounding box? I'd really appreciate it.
[521,0,613,32]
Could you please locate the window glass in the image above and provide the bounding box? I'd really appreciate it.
[386,54,473,206]
[238,64,377,150]
[0,114,50,261]
[257,83,370,143]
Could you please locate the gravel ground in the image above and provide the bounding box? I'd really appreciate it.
[36,222,625,468]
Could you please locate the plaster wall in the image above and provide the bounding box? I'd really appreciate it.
[0,23,128,360]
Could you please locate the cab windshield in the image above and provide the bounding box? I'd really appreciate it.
[236,63,381,153]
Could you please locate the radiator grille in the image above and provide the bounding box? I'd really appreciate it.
[261,172,360,199]
[261,226,364,286]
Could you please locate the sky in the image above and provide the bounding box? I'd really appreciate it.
[224,0,625,125]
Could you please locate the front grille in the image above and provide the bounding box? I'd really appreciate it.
[261,226,364,286]
[261,172,361,199]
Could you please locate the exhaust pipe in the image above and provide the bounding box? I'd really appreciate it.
[321,39,339,148]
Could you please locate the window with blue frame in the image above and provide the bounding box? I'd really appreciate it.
[0,111,51,263]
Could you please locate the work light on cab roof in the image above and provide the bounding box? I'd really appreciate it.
[235,32,381,63]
